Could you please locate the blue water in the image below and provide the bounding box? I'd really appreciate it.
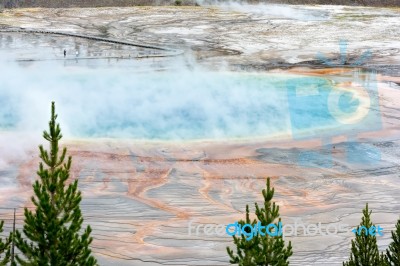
[0,59,378,140]
[0,64,285,139]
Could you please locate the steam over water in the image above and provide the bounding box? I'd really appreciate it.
[0,33,369,141]
[0,60,305,140]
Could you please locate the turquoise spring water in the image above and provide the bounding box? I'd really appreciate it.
[0,58,378,141]
[0,64,296,140]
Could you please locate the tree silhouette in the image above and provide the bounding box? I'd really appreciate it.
[14,102,97,266]
[227,177,292,265]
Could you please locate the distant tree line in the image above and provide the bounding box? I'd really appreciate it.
[265,0,399,7]
[1,0,398,8]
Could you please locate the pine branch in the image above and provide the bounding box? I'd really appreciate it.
[343,203,386,266]
[227,177,292,265]
[0,220,11,266]
[14,102,97,265]
[386,219,400,265]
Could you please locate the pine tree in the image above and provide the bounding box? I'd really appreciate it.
[386,218,400,265]
[0,220,11,265]
[227,177,293,266]
[343,203,386,266]
[14,102,97,266]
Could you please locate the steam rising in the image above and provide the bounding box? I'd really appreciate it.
[0,57,294,141]
[197,1,329,21]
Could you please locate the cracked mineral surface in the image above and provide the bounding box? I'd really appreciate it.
[0,4,400,266]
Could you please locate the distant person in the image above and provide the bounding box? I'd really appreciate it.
[63,49,66,57]
[76,50,79,57]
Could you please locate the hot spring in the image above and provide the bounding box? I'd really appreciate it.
[0,33,376,141]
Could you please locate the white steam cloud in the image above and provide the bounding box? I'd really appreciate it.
[197,1,330,21]
[0,56,293,141]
